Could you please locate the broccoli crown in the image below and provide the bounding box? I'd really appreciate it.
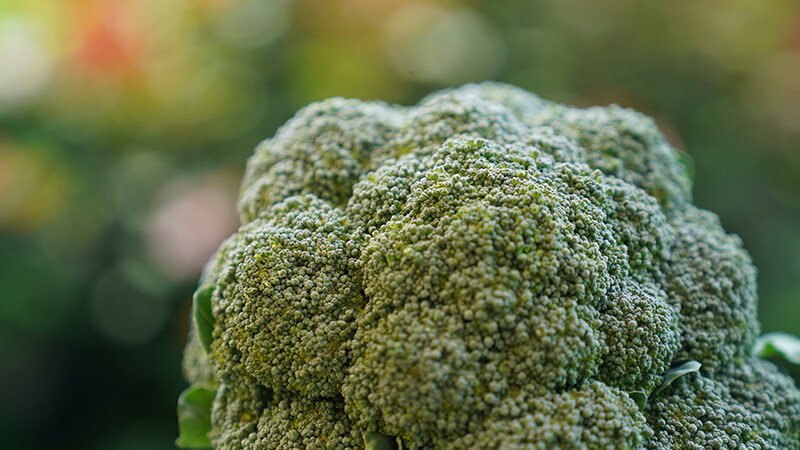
[180,82,800,449]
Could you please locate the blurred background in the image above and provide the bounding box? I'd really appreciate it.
[1,0,799,448]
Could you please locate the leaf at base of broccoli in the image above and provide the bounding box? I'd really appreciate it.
[193,285,215,355]
[176,385,217,449]
[754,332,800,364]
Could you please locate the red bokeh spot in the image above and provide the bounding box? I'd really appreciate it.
[71,0,146,77]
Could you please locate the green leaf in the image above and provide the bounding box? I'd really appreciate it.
[363,431,400,450]
[627,390,648,411]
[652,359,701,396]
[193,285,215,354]
[754,332,800,364]
[176,385,217,449]
[676,150,695,183]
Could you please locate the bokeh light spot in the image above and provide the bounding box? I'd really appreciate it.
[0,17,54,109]
[208,0,292,48]
[145,174,238,281]
[89,268,169,345]
[0,143,72,233]
[383,2,505,85]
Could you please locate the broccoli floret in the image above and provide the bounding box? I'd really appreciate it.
[456,82,692,209]
[443,380,650,449]
[178,82,800,449]
[238,99,404,221]
[661,205,761,372]
[211,385,362,450]
[645,359,800,449]
[596,283,681,393]
[212,195,365,398]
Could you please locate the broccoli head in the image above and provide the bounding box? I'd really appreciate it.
[178,82,800,449]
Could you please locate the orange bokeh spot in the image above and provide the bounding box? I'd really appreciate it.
[70,0,146,77]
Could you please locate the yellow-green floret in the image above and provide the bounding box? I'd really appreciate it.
[179,82,800,449]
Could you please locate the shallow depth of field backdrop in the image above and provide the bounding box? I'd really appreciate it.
[1,0,799,448]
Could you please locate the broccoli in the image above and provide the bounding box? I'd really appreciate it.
[177,82,800,449]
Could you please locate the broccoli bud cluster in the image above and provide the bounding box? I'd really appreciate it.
[180,82,800,449]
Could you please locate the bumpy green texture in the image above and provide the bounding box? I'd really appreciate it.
[180,82,800,449]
